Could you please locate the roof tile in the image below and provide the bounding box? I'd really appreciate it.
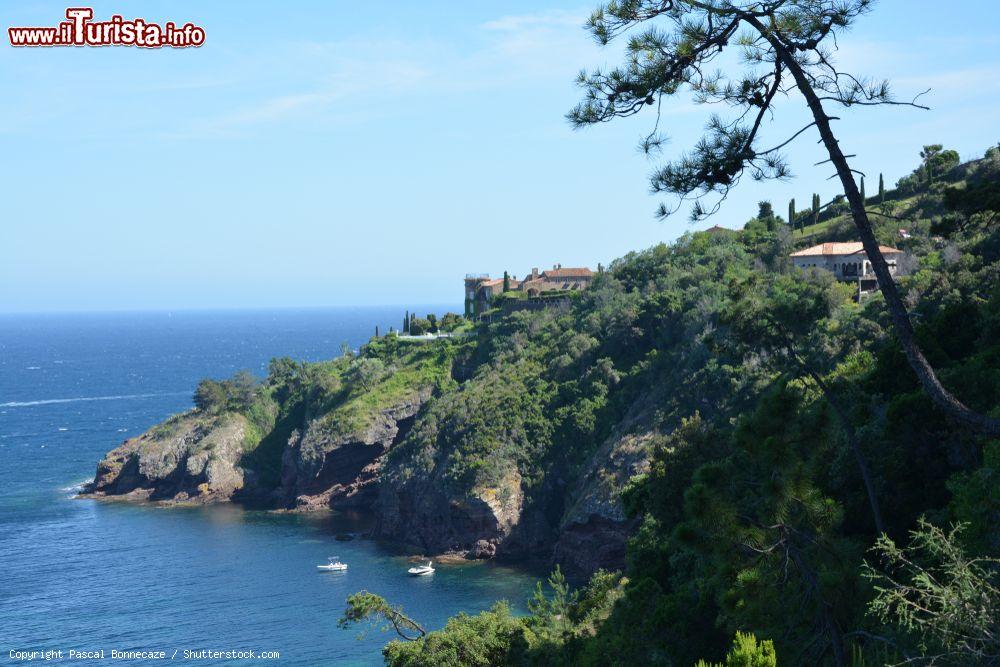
[790,242,902,257]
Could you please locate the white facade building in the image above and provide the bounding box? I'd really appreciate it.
[790,242,903,282]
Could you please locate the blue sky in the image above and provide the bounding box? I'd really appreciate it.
[1,0,998,312]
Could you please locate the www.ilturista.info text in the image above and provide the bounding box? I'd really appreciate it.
[8,8,205,48]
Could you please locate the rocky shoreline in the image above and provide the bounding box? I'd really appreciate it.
[78,402,645,576]
[79,340,654,578]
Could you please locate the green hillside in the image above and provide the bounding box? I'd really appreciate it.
[123,144,999,666]
[345,144,1000,666]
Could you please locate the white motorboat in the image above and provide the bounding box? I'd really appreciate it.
[317,556,348,571]
[407,560,435,576]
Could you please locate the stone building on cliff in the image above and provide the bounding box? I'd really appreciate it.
[465,264,594,317]
[790,241,904,293]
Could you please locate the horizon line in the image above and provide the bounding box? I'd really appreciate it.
[0,303,464,317]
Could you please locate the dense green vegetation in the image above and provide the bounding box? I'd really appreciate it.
[405,311,469,335]
[191,335,467,489]
[343,146,999,665]
[188,146,998,664]
[568,0,998,437]
[791,145,999,247]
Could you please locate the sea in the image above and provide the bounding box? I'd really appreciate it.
[0,309,539,666]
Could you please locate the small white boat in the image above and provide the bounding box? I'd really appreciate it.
[317,556,348,571]
[407,560,435,576]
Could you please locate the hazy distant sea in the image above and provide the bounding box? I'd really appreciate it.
[0,309,536,666]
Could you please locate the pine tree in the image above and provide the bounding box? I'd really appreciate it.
[879,173,885,203]
[679,385,851,664]
[567,0,999,434]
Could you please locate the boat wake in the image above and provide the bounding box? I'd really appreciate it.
[1,391,189,408]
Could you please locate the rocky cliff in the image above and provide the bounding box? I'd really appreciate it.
[366,345,657,573]
[375,464,525,559]
[82,340,448,513]
[82,390,432,514]
[539,386,659,574]
[82,320,658,577]
[553,421,656,576]
[83,411,250,503]
[280,387,431,510]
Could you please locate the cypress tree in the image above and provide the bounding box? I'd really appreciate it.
[860,176,866,203]
[375,325,379,338]
[812,193,820,226]
[404,310,409,334]
[879,173,885,202]
[788,198,796,231]
[503,270,510,292]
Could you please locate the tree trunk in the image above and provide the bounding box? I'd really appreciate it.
[749,18,1000,436]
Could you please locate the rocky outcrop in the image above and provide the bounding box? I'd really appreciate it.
[82,411,249,503]
[80,342,656,577]
[280,388,430,511]
[375,467,524,558]
[82,388,431,513]
[375,384,658,576]
[552,515,633,577]
[374,422,653,572]
[553,407,657,577]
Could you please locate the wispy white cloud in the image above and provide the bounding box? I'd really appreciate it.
[481,9,586,32]
[895,67,1000,97]
[182,10,600,137]
[0,6,614,139]
[211,92,333,127]
[823,34,1000,101]
[175,38,436,136]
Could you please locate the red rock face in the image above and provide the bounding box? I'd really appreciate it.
[280,400,426,512]
[552,515,633,579]
[373,459,527,560]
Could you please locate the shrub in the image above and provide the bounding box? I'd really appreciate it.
[863,519,1000,664]
[409,318,432,335]
[193,378,227,413]
[695,633,777,667]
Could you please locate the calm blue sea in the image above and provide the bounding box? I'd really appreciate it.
[0,309,538,666]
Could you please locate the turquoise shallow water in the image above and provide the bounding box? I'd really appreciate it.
[0,310,538,666]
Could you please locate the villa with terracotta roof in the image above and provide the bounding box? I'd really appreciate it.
[520,265,594,296]
[790,242,903,285]
[464,264,594,317]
